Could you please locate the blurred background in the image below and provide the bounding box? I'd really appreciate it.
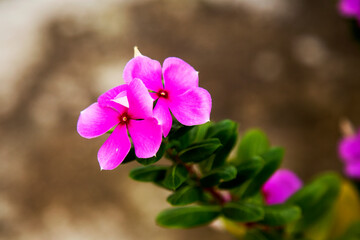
[0,0,359,239]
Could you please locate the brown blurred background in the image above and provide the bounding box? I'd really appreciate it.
[1,0,359,239]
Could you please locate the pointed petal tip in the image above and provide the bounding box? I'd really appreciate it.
[134,46,142,57]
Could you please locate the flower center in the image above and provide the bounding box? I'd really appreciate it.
[119,113,129,125]
[158,90,168,99]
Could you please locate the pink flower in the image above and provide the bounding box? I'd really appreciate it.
[339,0,360,18]
[338,130,360,179]
[123,55,212,137]
[261,169,303,205]
[77,79,162,170]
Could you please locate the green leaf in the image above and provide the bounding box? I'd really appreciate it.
[219,157,264,189]
[129,165,168,182]
[179,138,222,163]
[167,186,202,206]
[136,142,167,165]
[259,204,301,226]
[121,147,136,164]
[156,206,221,228]
[242,148,283,198]
[236,129,270,164]
[200,165,237,187]
[337,221,360,240]
[222,202,264,222]
[206,120,239,169]
[163,164,189,190]
[287,172,341,232]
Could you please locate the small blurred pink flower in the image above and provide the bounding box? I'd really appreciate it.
[262,169,303,205]
[339,0,360,21]
[123,55,212,137]
[77,79,162,170]
[338,130,360,179]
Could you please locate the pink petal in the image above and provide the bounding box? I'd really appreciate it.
[123,56,163,92]
[127,78,154,119]
[77,103,119,139]
[153,98,172,137]
[262,169,303,205]
[345,162,360,180]
[169,87,211,126]
[128,118,162,158]
[97,124,131,170]
[98,84,128,108]
[163,57,199,95]
[339,0,360,17]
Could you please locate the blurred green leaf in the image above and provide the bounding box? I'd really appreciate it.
[200,165,237,187]
[163,164,189,190]
[259,204,301,226]
[337,221,360,240]
[156,206,221,228]
[167,186,202,206]
[206,120,239,169]
[136,142,167,165]
[236,129,270,164]
[287,172,341,232]
[222,202,264,222]
[121,147,136,164]
[242,148,283,198]
[129,165,168,182]
[179,138,222,163]
[219,157,264,189]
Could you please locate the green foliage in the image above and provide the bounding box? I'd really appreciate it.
[236,129,270,164]
[121,147,136,164]
[167,186,202,206]
[337,221,360,240]
[242,147,284,198]
[156,206,221,228]
[287,172,341,233]
[260,204,302,226]
[200,165,237,187]
[179,138,222,163]
[219,156,264,189]
[129,165,168,182]
[205,120,238,169]
[163,164,189,190]
[222,202,264,222]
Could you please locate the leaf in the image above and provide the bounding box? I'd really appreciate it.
[129,165,168,182]
[167,186,202,206]
[163,164,189,190]
[259,204,301,226]
[200,165,237,187]
[136,142,167,165]
[222,202,264,222]
[156,206,221,228]
[287,172,341,232]
[219,157,264,189]
[205,120,239,169]
[236,129,270,164]
[179,138,222,163]
[121,147,136,164]
[242,148,283,198]
[337,221,360,240]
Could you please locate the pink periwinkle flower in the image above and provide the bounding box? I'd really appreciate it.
[261,169,303,205]
[339,0,360,21]
[123,55,212,137]
[77,79,162,170]
[338,131,360,179]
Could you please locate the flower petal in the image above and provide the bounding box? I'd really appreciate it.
[97,124,131,170]
[154,98,172,137]
[262,169,303,205]
[169,87,211,126]
[338,136,360,164]
[339,0,360,17]
[123,56,163,92]
[127,78,154,119]
[98,84,128,108]
[345,162,360,180]
[128,118,162,158]
[77,103,119,139]
[163,57,199,95]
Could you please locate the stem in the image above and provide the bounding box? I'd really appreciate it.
[166,148,227,205]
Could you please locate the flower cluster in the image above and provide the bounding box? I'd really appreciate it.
[339,130,360,179]
[339,0,360,22]
[77,51,212,170]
